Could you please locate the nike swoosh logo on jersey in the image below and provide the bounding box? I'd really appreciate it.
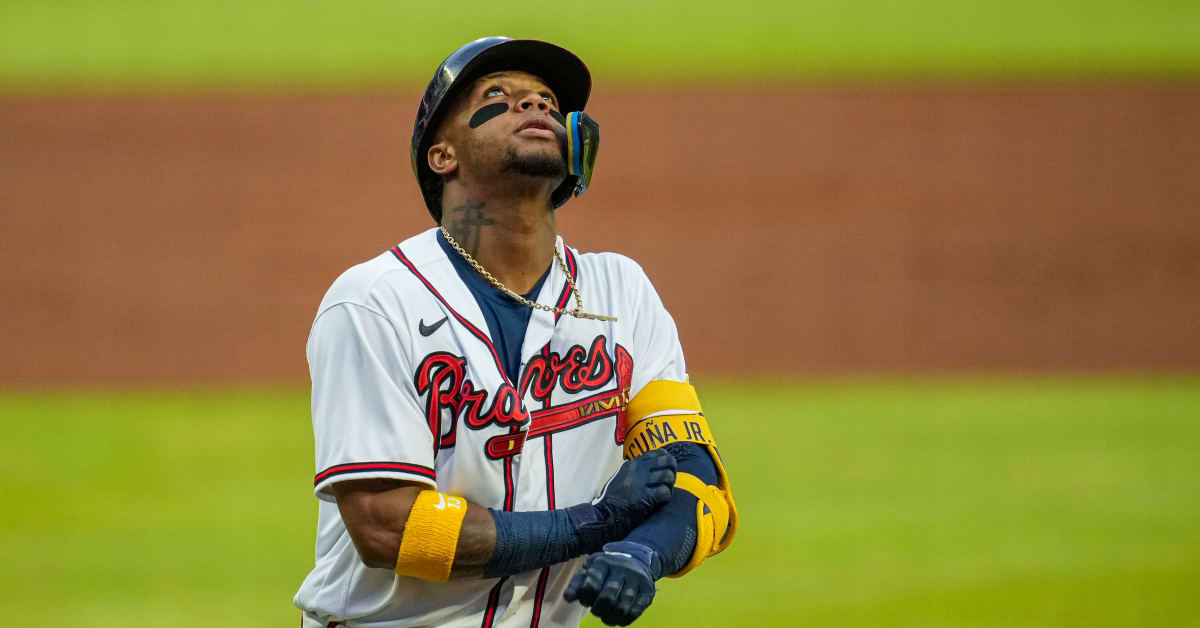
[419,316,449,337]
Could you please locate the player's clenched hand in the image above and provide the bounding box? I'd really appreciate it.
[564,541,660,626]
[593,450,676,537]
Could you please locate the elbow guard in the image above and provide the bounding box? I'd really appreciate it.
[622,380,739,577]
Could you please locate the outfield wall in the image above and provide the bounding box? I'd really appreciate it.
[1,85,1198,384]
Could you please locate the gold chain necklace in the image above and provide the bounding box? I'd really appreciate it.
[440,227,617,322]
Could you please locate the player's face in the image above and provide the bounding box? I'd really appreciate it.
[437,71,567,183]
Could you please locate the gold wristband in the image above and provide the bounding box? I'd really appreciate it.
[393,490,467,582]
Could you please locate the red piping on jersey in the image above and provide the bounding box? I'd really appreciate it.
[552,247,577,322]
[484,445,516,628]
[503,438,516,510]
[313,461,435,485]
[529,344,555,628]
[540,343,557,508]
[527,438,555,627]
[543,437,557,504]
[529,566,551,628]
[540,343,556,511]
[481,576,507,628]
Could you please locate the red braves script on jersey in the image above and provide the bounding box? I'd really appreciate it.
[416,335,635,459]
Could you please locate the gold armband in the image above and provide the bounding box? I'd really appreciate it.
[626,379,702,423]
[622,380,740,576]
[393,490,467,582]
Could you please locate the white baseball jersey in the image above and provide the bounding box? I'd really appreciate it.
[294,227,689,628]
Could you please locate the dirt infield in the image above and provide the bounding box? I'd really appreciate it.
[2,85,1198,384]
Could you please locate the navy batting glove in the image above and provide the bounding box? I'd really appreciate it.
[593,450,677,534]
[566,451,676,553]
[564,541,661,626]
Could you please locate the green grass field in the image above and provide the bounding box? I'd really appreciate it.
[2,378,1197,626]
[2,0,1199,89]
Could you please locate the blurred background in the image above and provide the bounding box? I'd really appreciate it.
[1,1,1198,625]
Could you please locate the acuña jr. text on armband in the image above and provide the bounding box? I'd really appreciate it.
[621,380,739,575]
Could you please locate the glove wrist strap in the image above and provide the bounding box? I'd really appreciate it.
[602,541,663,580]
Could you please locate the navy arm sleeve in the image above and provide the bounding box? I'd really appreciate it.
[624,441,719,578]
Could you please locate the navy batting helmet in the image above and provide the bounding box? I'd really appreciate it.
[411,37,592,222]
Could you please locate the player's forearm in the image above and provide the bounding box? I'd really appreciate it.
[346,491,622,579]
[334,480,497,575]
[469,494,670,579]
[337,451,675,580]
[367,496,606,580]
[623,442,720,577]
[446,502,499,578]
[482,450,677,578]
[622,489,698,578]
[482,503,613,578]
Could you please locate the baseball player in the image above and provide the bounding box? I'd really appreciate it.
[295,37,738,627]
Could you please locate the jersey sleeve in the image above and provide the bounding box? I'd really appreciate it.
[308,302,437,501]
[627,264,689,398]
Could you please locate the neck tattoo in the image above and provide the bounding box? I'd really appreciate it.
[444,199,494,257]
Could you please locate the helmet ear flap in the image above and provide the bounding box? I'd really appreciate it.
[551,111,600,208]
[568,111,599,196]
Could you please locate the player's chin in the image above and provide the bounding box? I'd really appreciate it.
[511,136,562,161]
[501,146,567,180]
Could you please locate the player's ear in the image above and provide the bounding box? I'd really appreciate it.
[427,142,457,176]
